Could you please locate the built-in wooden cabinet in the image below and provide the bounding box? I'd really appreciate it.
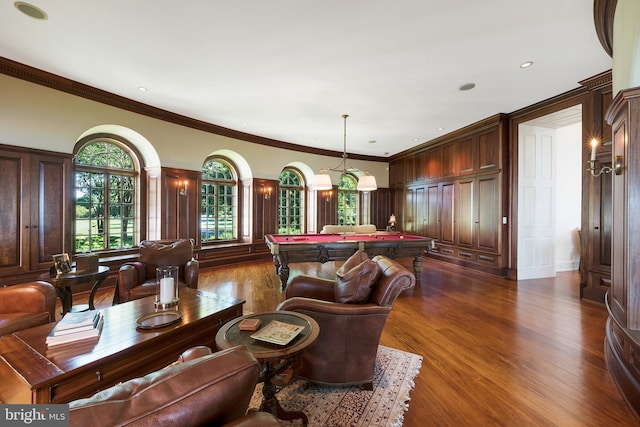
[0,146,71,281]
[604,86,640,419]
[389,114,508,275]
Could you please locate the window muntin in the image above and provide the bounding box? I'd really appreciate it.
[74,140,137,252]
[201,158,237,242]
[278,169,304,234]
[338,174,358,226]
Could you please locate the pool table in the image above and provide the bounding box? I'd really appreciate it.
[265,232,433,288]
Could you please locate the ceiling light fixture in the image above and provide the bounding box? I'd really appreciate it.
[312,114,377,192]
[520,61,534,68]
[14,2,47,20]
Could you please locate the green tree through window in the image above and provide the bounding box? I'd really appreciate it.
[201,158,237,242]
[74,140,137,252]
[278,169,304,234]
[338,174,358,226]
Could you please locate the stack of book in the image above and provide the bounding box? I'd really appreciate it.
[46,310,104,350]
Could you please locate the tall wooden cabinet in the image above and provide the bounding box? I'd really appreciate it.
[0,146,71,281]
[604,86,640,419]
[390,114,508,276]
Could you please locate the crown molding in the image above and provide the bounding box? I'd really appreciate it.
[0,56,386,163]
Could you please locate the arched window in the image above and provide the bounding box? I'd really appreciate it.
[338,174,358,226]
[278,168,305,234]
[201,157,238,242]
[74,138,139,253]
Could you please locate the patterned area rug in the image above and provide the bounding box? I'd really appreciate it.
[249,345,422,426]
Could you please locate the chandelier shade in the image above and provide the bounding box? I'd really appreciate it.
[311,172,333,190]
[312,114,378,192]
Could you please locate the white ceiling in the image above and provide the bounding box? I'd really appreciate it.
[0,0,611,157]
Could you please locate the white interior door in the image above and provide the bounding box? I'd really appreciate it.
[518,126,556,279]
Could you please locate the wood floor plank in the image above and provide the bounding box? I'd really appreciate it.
[71,257,638,426]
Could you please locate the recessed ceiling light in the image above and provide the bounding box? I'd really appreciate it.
[520,61,534,68]
[437,127,444,131]
[368,140,376,144]
[14,2,47,20]
[138,86,148,92]
[458,82,476,91]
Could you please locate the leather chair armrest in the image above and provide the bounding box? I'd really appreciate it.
[114,262,146,304]
[277,297,390,317]
[0,282,57,320]
[177,345,213,363]
[184,258,199,288]
[285,275,336,301]
[118,262,146,287]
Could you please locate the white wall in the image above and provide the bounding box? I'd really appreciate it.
[554,122,582,271]
[0,74,389,186]
[613,0,640,93]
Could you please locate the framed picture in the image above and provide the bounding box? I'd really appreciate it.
[53,253,72,275]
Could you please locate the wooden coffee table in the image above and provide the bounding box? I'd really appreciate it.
[0,288,244,404]
[216,311,319,426]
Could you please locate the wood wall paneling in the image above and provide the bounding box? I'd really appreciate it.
[388,115,507,275]
[253,178,279,241]
[160,168,200,242]
[0,147,71,280]
[604,86,640,419]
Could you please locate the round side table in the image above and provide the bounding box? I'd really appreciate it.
[216,311,319,426]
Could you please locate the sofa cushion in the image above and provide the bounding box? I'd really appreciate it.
[321,224,377,234]
[69,345,260,427]
[335,251,381,303]
[337,250,369,277]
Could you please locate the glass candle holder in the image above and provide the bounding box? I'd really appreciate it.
[155,266,179,309]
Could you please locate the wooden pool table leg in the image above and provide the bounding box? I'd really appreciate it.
[412,256,423,282]
[278,261,290,290]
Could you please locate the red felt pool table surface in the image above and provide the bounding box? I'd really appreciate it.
[265,232,432,288]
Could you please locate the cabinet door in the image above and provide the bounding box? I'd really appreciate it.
[456,178,474,247]
[426,146,442,180]
[403,188,414,233]
[426,183,440,240]
[0,150,29,275]
[476,175,499,251]
[30,154,71,270]
[457,136,475,174]
[440,182,455,245]
[478,128,499,171]
[442,142,456,177]
[414,187,426,236]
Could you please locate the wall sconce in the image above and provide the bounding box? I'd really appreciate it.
[263,186,272,200]
[588,138,622,177]
[179,180,188,196]
[324,190,332,203]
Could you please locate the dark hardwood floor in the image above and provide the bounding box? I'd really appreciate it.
[81,257,638,426]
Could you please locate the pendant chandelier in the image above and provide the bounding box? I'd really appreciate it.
[311,114,377,192]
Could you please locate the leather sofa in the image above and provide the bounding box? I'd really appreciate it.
[69,345,281,426]
[277,253,415,389]
[114,239,199,304]
[0,281,58,336]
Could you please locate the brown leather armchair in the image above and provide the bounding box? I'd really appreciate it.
[276,254,415,389]
[69,345,282,426]
[0,281,57,336]
[113,239,199,304]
